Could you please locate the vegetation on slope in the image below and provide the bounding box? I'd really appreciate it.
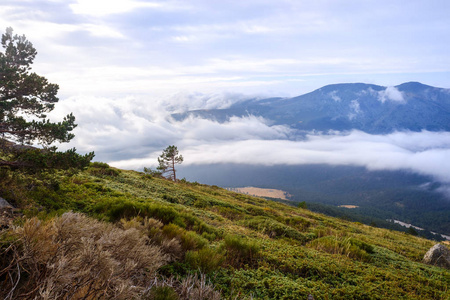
[1,163,449,299]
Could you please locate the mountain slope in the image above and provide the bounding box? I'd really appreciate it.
[172,82,450,133]
[1,164,449,299]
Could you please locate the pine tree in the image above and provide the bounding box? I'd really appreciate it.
[0,27,93,170]
[157,145,183,181]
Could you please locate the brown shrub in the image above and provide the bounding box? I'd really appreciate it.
[121,217,183,261]
[0,212,168,299]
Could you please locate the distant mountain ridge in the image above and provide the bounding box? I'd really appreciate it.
[173,82,450,134]
[175,82,450,236]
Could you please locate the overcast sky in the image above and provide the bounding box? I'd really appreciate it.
[1,0,449,98]
[1,0,450,191]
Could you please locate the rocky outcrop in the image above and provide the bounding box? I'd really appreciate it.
[423,244,450,269]
[0,197,13,208]
[0,197,16,230]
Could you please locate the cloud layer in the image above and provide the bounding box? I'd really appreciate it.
[111,129,450,187]
[50,93,450,191]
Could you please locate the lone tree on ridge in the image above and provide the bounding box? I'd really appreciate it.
[157,145,183,181]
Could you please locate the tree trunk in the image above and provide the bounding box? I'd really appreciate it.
[172,157,176,181]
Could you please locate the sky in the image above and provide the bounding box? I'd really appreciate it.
[1,0,450,191]
[2,0,449,98]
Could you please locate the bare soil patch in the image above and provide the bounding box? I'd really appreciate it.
[230,187,290,200]
[338,205,359,209]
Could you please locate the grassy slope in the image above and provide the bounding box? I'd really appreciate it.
[1,164,449,299]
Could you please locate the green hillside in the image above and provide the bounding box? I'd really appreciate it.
[1,163,449,299]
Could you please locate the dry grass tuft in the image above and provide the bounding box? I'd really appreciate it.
[144,273,221,300]
[121,216,183,261]
[0,212,168,299]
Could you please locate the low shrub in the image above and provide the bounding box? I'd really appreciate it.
[143,167,163,178]
[178,212,219,236]
[162,193,180,204]
[242,216,306,242]
[215,206,244,220]
[312,225,337,238]
[201,231,217,241]
[222,234,260,268]
[88,162,120,177]
[163,224,208,252]
[284,216,311,231]
[246,206,269,216]
[185,247,225,274]
[144,274,221,300]
[96,199,219,238]
[147,286,179,300]
[94,200,185,225]
[180,192,198,206]
[308,236,374,261]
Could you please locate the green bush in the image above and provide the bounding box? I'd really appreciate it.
[297,201,307,209]
[143,167,163,178]
[94,200,186,226]
[180,192,198,206]
[309,236,374,261]
[346,237,375,254]
[242,216,306,242]
[285,216,311,231]
[178,212,219,236]
[216,207,244,220]
[185,247,225,274]
[201,231,217,241]
[147,286,179,300]
[181,231,208,251]
[162,224,208,251]
[246,206,269,216]
[222,235,260,268]
[89,162,110,168]
[88,162,120,177]
[94,198,220,239]
[162,193,179,204]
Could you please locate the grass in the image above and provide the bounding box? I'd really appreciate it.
[0,165,449,299]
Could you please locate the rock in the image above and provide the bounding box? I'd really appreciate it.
[423,244,450,269]
[0,197,13,208]
[0,197,17,230]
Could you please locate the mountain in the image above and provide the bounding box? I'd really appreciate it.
[0,164,449,299]
[172,82,450,133]
[173,82,450,236]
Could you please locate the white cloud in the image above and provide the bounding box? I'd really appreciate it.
[50,93,289,158]
[81,23,125,38]
[69,0,163,16]
[378,86,405,103]
[348,100,361,120]
[328,90,341,102]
